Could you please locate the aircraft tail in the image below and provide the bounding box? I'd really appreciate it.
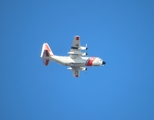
[40,43,54,66]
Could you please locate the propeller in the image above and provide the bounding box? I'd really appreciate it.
[86,44,88,50]
[85,68,87,74]
[85,44,88,56]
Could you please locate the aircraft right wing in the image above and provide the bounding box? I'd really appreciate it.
[72,68,80,77]
[68,67,87,77]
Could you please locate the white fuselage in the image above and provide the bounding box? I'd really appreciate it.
[48,55,104,67]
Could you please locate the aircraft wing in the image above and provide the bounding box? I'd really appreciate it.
[71,36,80,51]
[69,36,82,57]
[72,68,80,77]
[68,67,87,77]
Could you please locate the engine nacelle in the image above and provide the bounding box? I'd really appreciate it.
[80,44,88,50]
[80,46,88,50]
[80,67,87,71]
[68,67,87,71]
[81,53,88,56]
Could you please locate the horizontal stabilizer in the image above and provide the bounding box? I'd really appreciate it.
[42,59,50,66]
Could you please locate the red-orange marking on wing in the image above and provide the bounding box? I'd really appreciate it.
[76,37,79,40]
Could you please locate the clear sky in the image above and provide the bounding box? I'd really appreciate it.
[0,0,154,120]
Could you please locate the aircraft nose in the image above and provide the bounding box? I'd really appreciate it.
[102,61,106,65]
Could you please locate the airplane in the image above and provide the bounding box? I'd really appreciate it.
[40,36,106,77]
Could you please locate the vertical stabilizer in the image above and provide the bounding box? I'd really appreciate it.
[40,43,54,66]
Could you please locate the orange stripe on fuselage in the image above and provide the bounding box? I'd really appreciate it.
[86,57,96,66]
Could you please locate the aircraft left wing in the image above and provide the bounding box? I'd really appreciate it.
[68,67,87,77]
[68,67,80,77]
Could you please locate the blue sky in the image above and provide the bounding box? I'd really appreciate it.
[0,0,154,120]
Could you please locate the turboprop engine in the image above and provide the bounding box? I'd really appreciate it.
[67,67,87,71]
[80,67,87,71]
[79,44,88,50]
[81,53,88,56]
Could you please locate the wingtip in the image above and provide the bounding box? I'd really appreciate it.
[74,35,80,40]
